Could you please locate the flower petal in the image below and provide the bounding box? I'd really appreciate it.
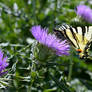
[75,5,92,23]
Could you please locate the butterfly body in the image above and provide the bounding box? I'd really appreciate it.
[54,24,92,59]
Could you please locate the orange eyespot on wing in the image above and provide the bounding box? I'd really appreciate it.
[76,49,82,53]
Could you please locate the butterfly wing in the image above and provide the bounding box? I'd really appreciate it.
[54,24,92,58]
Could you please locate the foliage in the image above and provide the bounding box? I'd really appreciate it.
[0,0,92,92]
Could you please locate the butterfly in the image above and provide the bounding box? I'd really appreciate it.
[54,24,92,59]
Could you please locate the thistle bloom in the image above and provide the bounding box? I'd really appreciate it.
[75,5,92,23]
[0,50,9,76]
[31,26,70,56]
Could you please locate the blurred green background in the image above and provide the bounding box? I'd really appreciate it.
[0,0,92,92]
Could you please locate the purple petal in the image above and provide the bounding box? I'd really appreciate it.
[0,50,9,76]
[0,71,8,76]
[75,5,92,23]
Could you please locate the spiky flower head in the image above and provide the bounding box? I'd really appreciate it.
[75,5,92,23]
[0,50,9,76]
[31,25,70,56]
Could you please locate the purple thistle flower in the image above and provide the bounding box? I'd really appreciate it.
[75,5,92,23]
[0,50,9,76]
[31,25,70,56]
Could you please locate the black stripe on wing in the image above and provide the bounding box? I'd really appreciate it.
[53,29,66,40]
[69,27,80,48]
[54,25,77,47]
[62,28,77,47]
[81,26,86,40]
[60,24,80,48]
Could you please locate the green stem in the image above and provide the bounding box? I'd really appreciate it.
[68,59,73,81]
